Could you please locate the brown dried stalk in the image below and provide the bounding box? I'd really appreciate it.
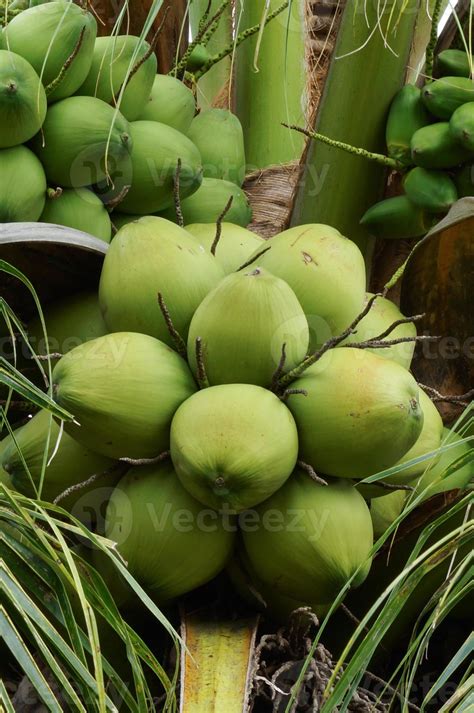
[210,196,234,256]
[157,292,187,358]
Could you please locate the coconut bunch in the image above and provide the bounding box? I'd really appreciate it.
[0,1,252,242]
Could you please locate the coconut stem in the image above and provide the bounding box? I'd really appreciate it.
[356,480,415,493]
[418,384,474,407]
[270,343,287,392]
[33,353,63,361]
[104,185,131,213]
[195,337,209,389]
[237,245,271,271]
[47,187,63,200]
[358,313,425,344]
[45,27,86,96]
[172,0,232,77]
[53,463,127,505]
[119,450,171,466]
[157,292,187,358]
[193,0,290,80]
[282,123,404,170]
[297,460,328,486]
[210,195,234,256]
[280,388,307,402]
[173,159,185,228]
[425,0,444,81]
[348,335,440,351]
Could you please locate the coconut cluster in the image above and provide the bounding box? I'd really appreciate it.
[0,1,250,240]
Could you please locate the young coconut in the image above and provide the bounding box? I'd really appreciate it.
[0,50,46,147]
[160,177,252,227]
[187,267,309,387]
[369,490,407,539]
[77,35,157,121]
[32,96,132,188]
[4,1,97,101]
[412,427,473,502]
[170,384,298,512]
[99,217,225,348]
[252,224,366,350]
[1,409,117,511]
[187,109,246,185]
[0,145,46,221]
[242,472,373,606]
[340,293,416,370]
[185,222,264,274]
[110,120,202,214]
[287,348,424,479]
[40,188,112,242]
[138,74,196,134]
[52,332,196,459]
[105,461,235,603]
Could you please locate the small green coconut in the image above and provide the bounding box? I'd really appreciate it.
[287,348,423,479]
[3,1,97,101]
[105,462,235,603]
[99,217,224,347]
[77,35,157,121]
[0,145,46,221]
[412,427,473,502]
[370,490,407,538]
[53,332,196,459]
[138,74,196,133]
[1,409,116,510]
[161,177,252,226]
[40,188,112,242]
[110,120,202,214]
[254,224,366,351]
[0,50,46,147]
[340,293,417,369]
[170,384,298,512]
[32,96,132,188]
[187,109,246,185]
[187,267,309,387]
[242,472,373,605]
[185,222,264,273]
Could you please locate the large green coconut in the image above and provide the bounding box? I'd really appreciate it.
[187,267,309,387]
[0,145,46,221]
[52,332,196,459]
[0,50,46,147]
[32,96,131,188]
[170,384,298,512]
[77,35,157,121]
[341,292,417,369]
[369,490,407,538]
[1,409,116,510]
[161,177,252,227]
[138,74,195,133]
[105,462,235,603]
[413,427,473,502]
[99,217,224,348]
[111,120,202,214]
[40,188,112,242]
[185,222,264,273]
[287,348,423,479]
[242,472,373,606]
[187,109,246,185]
[254,224,367,351]
[3,1,97,101]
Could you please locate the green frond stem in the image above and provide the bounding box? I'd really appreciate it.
[174,0,232,77]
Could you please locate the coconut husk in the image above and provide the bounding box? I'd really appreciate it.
[243,162,302,238]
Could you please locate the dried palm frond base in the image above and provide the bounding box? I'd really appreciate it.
[249,608,389,712]
[243,162,302,238]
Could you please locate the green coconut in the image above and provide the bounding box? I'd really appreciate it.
[253,224,366,351]
[287,348,423,479]
[187,109,246,185]
[138,74,196,133]
[340,293,416,369]
[161,177,252,227]
[77,35,157,121]
[32,96,132,188]
[25,290,108,365]
[170,384,298,512]
[40,188,112,242]
[1,409,116,510]
[413,428,473,502]
[105,461,235,603]
[185,43,211,72]
[187,267,309,387]
[0,145,46,221]
[0,434,14,490]
[369,490,407,538]
[3,1,97,102]
[109,213,143,231]
[242,472,373,605]
[185,222,264,273]
[0,50,46,147]
[52,332,196,459]
[107,120,202,215]
[99,217,224,347]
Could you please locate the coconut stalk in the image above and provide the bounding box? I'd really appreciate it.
[234,0,308,169]
[189,0,233,109]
